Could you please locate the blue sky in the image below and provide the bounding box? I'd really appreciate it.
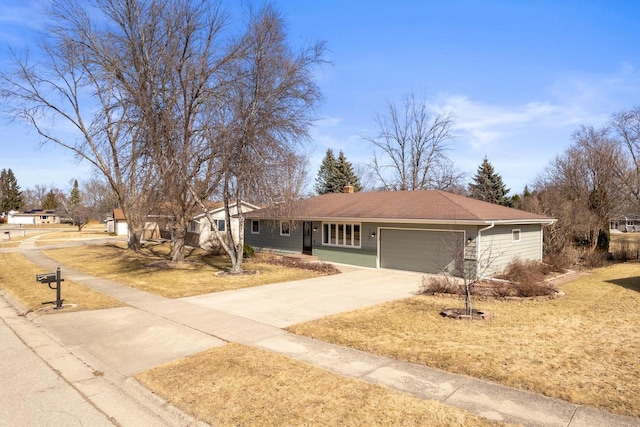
[2,1,640,195]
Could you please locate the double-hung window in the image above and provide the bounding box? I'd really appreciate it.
[322,222,361,248]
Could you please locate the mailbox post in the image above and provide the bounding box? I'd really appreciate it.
[36,267,64,309]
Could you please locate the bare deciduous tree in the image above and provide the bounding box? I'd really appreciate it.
[2,0,323,272]
[80,176,119,223]
[193,5,324,273]
[529,125,625,252]
[96,0,240,262]
[610,106,640,212]
[0,0,157,250]
[364,92,461,191]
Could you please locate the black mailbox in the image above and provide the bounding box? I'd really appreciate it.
[35,268,64,309]
[36,273,57,283]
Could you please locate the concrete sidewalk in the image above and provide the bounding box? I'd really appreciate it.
[0,292,205,427]
[5,238,640,427]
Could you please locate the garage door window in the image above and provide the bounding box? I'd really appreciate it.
[322,223,361,248]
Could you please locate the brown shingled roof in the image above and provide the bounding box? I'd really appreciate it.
[248,190,554,224]
[113,208,125,220]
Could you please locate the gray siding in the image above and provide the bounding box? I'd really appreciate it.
[244,219,302,254]
[379,228,464,274]
[478,224,542,276]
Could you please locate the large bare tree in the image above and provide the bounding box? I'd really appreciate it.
[610,106,640,212]
[364,92,461,191]
[0,0,158,250]
[94,0,240,262]
[2,0,323,270]
[528,125,625,252]
[193,5,324,273]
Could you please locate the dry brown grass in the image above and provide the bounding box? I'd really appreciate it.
[288,263,640,418]
[610,233,640,260]
[0,252,124,313]
[43,243,327,298]
[135,343,509,427]
[0,241,21,248]
[0,230,48,248]
[34,228,112,246]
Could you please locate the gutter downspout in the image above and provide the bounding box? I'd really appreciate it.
[477,222,495,279]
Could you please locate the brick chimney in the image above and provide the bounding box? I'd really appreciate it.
[343,184,354,193]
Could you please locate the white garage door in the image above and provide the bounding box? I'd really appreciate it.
[379,229,463,274]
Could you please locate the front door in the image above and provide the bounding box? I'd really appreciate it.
[302,221,313,255]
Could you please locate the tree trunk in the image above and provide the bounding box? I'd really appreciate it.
[170,223,186,262]
[228,245,243,273]
[227,204,244,274]
[128,225,143,251]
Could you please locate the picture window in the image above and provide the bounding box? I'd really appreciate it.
[322,222,361,248]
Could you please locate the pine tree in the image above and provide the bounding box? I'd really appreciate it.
[314,149,339,194]
[42,190,59,210]
[69,179,81,207]
[0,168,25,212]
[468,157,511,206]
[314,149,362,194]
[334,150,362,192]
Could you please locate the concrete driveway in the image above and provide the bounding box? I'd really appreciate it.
[181,265,425,327]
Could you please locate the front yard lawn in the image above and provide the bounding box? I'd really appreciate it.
[0,252,124,313]
[43,243,329,298]
[287,263,640,418]
[135,343,510,427]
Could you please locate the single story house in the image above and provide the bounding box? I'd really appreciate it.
[245,190,555,278]
[105,208,129,236]
[610,215,640,233]
[7,209,60,225]
[187,201,259,249]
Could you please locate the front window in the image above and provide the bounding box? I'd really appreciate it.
[322,222,361,248]
[280,221,291,236]
[188,220,199,233]
[251,220,260,234]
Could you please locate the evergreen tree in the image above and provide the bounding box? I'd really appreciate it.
[69,179,81,207]
[314,149,339,194]
[468,157,511,206]
[334,150,362,192]
[314,149,362,194]
[0,168,25,212]
[42,190,59,210]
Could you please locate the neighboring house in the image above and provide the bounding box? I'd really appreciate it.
[105,208,129,236]
[7,209,60,225]
[187,201,260,249]
[245,189,555,278]
[610,215,640,233]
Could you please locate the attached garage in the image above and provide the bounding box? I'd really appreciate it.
[379,228,464,274]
